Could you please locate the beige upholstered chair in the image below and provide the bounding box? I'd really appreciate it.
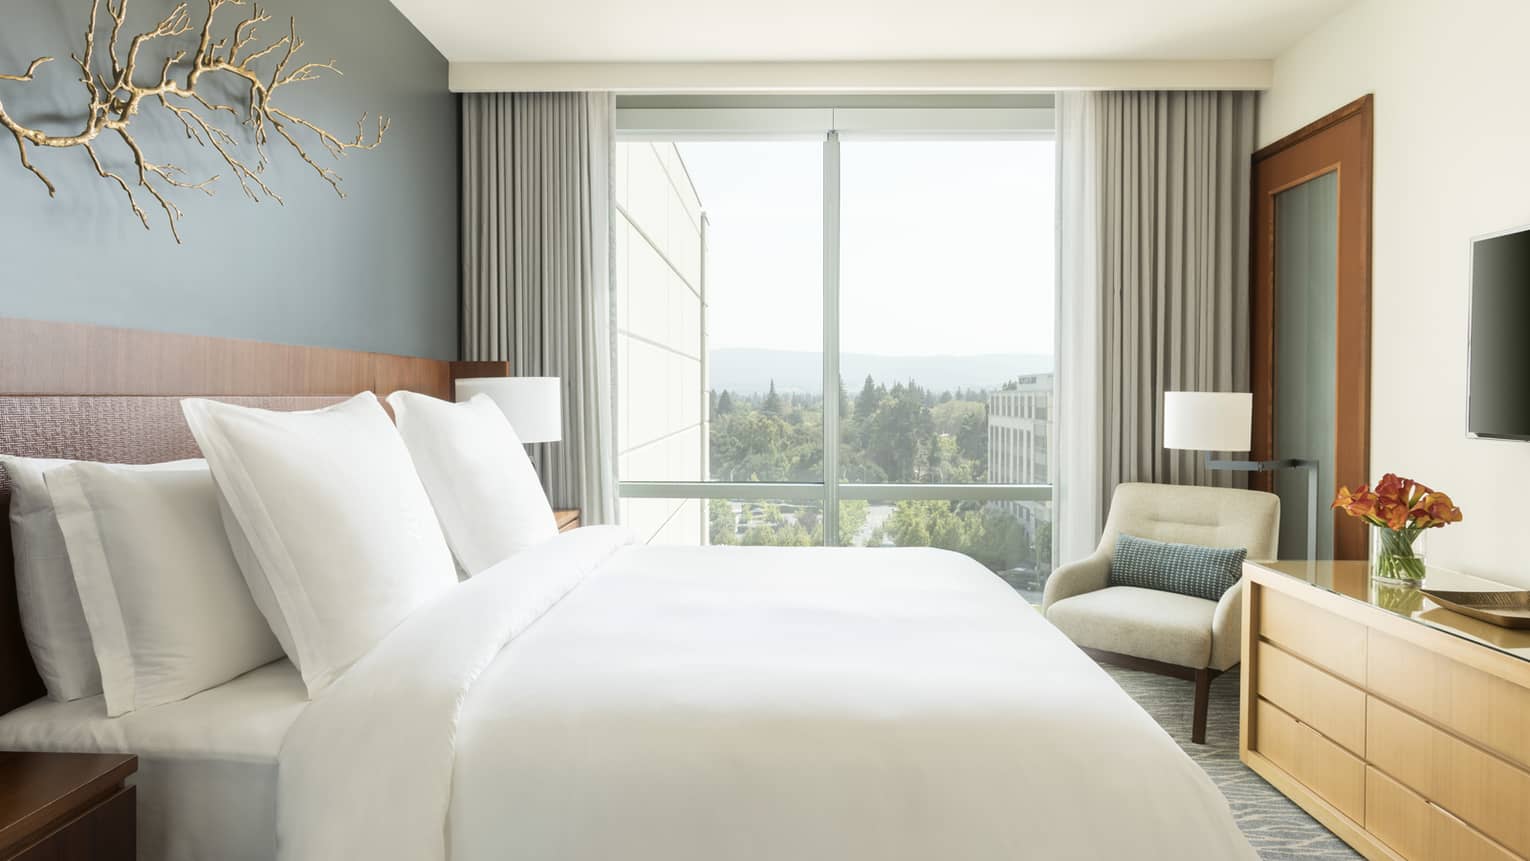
[1043,482,1279,744]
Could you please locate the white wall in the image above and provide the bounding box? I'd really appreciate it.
[1260,0,1530,586]
[614,142,707,544]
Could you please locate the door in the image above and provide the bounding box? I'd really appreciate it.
[1252,95,1373,560]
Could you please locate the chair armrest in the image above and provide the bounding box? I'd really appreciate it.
[1209,580,1244,671]
[1042,550,1112,612]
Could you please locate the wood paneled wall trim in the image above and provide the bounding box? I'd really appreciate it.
[1253,96,1373,162]
[0,317,454,399]
[1250,94,1374,560]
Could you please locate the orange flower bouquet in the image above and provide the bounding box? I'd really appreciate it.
[1333,474,1463,582]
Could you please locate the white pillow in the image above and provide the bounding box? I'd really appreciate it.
[44,461,283,716]
[2,455,199,701]
[181,393,457,698]
[386,392,559,575]
[2,456,102,701]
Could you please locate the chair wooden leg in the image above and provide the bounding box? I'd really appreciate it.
[1191,668,1212,745]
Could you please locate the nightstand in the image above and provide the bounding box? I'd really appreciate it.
[0,752,137,860]
[554,509,580,532]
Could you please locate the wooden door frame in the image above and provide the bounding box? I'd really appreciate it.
[1250,94,1374,560]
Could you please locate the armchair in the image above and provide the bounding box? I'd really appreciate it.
[1043,482,1279,743]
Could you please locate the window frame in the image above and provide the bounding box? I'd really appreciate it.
[615,102,1057,548]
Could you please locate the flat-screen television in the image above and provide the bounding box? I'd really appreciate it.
[1468,225,1530,440]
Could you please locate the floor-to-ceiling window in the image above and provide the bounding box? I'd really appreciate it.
[615,98,1058,601]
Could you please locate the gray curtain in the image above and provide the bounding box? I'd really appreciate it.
[1059,91,1257,551]
[461,92,618,523]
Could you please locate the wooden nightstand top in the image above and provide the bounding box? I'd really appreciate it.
[0,751,137,856]
[554,509,580,533]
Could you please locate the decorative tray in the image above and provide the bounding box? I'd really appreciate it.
[1421,589,1530,629]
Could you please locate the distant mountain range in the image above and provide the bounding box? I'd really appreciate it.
[708,349,1053,396]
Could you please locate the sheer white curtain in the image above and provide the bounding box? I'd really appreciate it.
[1055,91,1257,565]
[461,92,619,523]
[1055,93,1104,566]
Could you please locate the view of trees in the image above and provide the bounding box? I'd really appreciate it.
[709,375,991,484]
[707,375,1052,578]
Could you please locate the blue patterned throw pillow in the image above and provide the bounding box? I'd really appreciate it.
[1107,534,1247,602]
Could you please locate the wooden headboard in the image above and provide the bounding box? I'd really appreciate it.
[0,317,505,715]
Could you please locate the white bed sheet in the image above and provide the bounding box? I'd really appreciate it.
[0,659,305,861]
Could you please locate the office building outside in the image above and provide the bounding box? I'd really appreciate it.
[988,373,1055,596]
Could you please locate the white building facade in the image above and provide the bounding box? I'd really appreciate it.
[987,373,1054,536]
[614,142,708,544]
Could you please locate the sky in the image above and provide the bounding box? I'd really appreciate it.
[675,138,1056,358]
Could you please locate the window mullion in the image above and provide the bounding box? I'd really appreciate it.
[821,131,842,546]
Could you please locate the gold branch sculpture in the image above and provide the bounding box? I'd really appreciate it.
[0,0,387,242]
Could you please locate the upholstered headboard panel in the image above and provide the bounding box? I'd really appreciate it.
[0,317,498,716]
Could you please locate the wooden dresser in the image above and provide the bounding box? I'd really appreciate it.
[1242,560,1530,861]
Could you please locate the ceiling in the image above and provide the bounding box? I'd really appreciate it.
[390,0,1353,64]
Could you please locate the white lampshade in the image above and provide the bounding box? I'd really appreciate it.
[1163,391,1252,452]
[456,377,563,443]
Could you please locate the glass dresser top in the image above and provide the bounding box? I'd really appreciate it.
[1252,560,1530,664]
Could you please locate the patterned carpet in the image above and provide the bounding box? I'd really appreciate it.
[1103,665,1361,860]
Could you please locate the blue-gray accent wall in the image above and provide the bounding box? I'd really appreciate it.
[0,0,458,359]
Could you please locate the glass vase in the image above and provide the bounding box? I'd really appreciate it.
[1370,526,1427,584]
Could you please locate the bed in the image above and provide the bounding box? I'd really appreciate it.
[0,317,1256,861]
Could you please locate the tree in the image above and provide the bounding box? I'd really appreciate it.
[838,499,870,545]
[886,500,965,551]
[762,380,782,416]
[709,499,739,545]
[864,384,934,482]
[855,375,881,419]
[742,517,812,547]
[1033,516,1053,571]
[799,509,821,535]
[956,411,989,479]
[711,412,790,480]
[968,507,1027,571]
[715,390,735,416]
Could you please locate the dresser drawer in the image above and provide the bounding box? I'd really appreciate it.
[1368,629,1530,772]
[1256,698,1366,823]
[1434,804,1521,861]
[1367,695,1530,858]
[1366,766,1521,861]
[1365,766,1430,860]
[1259,585,1368,684]
[1257,641,1367,755]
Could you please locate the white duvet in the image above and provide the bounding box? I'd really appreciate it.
[279,527,1256,861]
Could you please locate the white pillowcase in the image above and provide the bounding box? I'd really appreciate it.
[2,456,102,702]
[44,461,283,716]
[387,392,559,575]
[181,392,457,698]
[3,455,199,702]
